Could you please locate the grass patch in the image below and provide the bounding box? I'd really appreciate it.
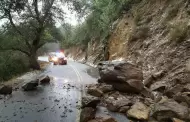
[169,21,189,43]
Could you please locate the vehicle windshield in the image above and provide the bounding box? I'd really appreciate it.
[55,52,65,58]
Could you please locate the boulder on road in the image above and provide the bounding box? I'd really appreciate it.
[80,107,96,122]
[0,85,12,95]
[22,79,39,91]
[98,61,144,93]
[151,99,190,121]
[40,76,50,84]
[82,96,100,109]
[127,102,150,120]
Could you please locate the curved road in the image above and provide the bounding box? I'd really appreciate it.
[0,61,98,122]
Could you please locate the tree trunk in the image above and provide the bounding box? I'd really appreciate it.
[29,51,40,70]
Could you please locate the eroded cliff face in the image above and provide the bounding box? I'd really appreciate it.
[68,0,190,84]
[108,0,190,85]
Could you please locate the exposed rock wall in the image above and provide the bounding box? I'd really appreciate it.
[68,0,190,83]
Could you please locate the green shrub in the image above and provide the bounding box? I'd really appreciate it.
[169,22,189,43]
[165,6,179,21]
[0,51,29,81]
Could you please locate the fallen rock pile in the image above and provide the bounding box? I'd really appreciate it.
[82,61,190,122]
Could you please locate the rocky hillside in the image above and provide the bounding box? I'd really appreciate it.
[68,1,190,121]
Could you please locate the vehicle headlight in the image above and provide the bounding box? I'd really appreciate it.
[52,57,58,61]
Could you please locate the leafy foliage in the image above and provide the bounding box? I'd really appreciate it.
[169,21,189,43]
[0,51,29,81]
[61,0,140,48]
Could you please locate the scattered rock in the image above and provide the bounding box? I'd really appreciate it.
[143,75,155,87]
[151,99,190,121]
[98,84,114,93]
[104,92,133,112]
[87,87,103,97]
[183,83,190,92]
[88,115,117,122]
[127,102,150,120]
[40,76,50,84]
[152,70,166,80]
[80,107,96,122]
[82,96,100,109]
[173,92,190,106]
[0,85,12,95]
[165,84,183,98]
[54,99,60,102]
[150,81,167,92]
[22,79,39,91]
[150,91,162,103]
[98,61,144,93]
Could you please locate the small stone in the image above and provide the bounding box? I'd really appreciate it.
[127,102,150,120]
[54,99,60,102]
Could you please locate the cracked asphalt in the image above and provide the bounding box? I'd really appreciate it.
[0,60,98,122]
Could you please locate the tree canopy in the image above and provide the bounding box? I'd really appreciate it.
[0,0,73,69]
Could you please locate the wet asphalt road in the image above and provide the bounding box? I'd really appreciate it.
[0,61,98,122]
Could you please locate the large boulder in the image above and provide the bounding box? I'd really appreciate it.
[22,79,39,91]
[80,107,96,122]
[127,102,150,120]
[82,96,100,109]
[151,99,190,121]
[40,76,50,84]
[98,61,144,93]
[0,85,12,95]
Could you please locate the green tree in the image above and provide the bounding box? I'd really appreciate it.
[0,0,66,69]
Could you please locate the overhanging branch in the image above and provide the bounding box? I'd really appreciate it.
[0,46,30,56]
[7,4,32,50]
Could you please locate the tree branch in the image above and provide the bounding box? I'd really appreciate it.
[7,5,31,49]
[37,42,46,49]
[0,46,30,56]
[33,0,41,23]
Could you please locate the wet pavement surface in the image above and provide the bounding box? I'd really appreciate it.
[0,61,98,122]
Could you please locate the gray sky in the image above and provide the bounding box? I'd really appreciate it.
[0,3,79,27]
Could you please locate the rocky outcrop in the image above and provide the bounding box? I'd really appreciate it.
[22,79,39,91]
[127,102,150,120]
[80,107,96,122]
[98,61,144,93]
[0,85,12,95]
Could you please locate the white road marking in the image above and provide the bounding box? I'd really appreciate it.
[68,64,84,122]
